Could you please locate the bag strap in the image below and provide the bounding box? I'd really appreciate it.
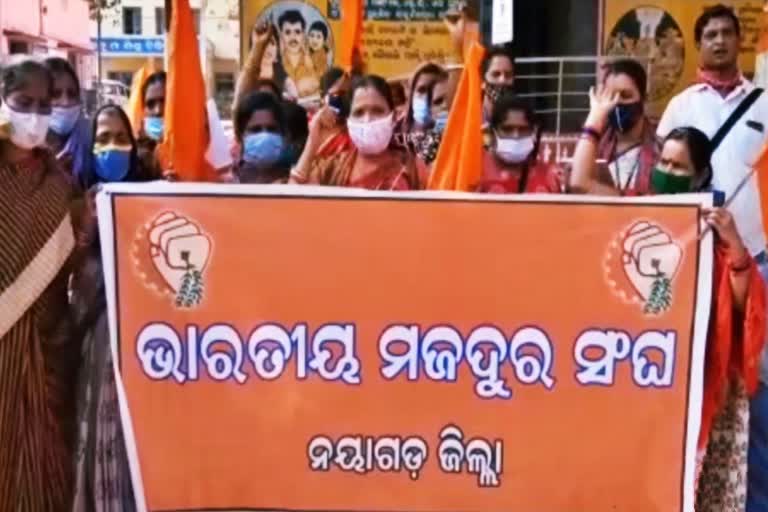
[710,87,764,152]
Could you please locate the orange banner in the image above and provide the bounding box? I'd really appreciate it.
[97,186,713,512]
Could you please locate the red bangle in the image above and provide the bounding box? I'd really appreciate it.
[581,126,602,142]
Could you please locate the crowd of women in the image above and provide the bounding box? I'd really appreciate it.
[0,4,766,511]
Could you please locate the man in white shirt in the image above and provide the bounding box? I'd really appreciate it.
[657,5,768,509]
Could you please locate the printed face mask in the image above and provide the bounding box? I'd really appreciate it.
[651,167,692,194]
[243,132,285,167]
[49,104,81,135]
[412,95,431,126]
[608,101,643,134]
[1,102,50,150]
[93,145,132,182]
[495,134,535,164]
[144,116,165,141]
[485,83,514,104]
[347,114,394,155]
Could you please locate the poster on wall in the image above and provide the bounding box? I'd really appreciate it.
[240,0,459,98]
[97,184,713,512]
[603,0,767,117]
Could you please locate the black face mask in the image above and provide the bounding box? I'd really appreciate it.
[608,101,644,133]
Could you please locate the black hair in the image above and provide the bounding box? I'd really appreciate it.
[43,57,81,96]
[84,104,143,189]
[481,44,516,78]
[490,93,540,193]
[142,71,167,104]
[281,100,308,143]
[254,78,282,98]
[695,4,740,44]
[1,58,53,98]
[278,10,306,31]
[603,58,647,100]
[663,127,714,191]
[234,91,285,141]
[320,67,346,97]
[348,74,394,112]
[309,20,329,40]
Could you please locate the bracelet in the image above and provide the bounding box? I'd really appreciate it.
[729,252,752,272]
[581,126,602,142]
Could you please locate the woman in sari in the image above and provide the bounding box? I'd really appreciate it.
[397,63,451,169]
[0,58,77,511]
[478,94,562,193]
[290,74,420,190]
[569,59,657,195]
[572,86,766,511]
[44,57,92,186]
[71,105,151,512]
[233,91,292,184]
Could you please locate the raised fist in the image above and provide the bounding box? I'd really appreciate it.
[622,221,682,301]
[149,212,211,297]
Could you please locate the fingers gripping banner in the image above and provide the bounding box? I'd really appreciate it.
[96,185,713,512]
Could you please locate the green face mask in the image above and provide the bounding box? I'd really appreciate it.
[651,167,693,194]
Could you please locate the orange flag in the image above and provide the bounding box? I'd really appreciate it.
[158,0,210,181]
[126,58,158,136]
[756,145,768,240]
[428,42,485,191]
[338,0,364,73]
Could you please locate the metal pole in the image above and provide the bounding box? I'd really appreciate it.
[97,3,103,107]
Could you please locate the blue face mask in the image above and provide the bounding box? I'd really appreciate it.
[144,116,164,141]
[49,105,81,136]
[243,132,285,167]
[412,95,431,125]
[94,148,131,182]
[433,110,449,133]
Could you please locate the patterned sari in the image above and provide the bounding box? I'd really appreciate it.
[696,246,766,511]
[596,118,658,196]
[303,147,419,190]
[0,150,77,511]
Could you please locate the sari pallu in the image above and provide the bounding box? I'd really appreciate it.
[696,246,766,512]
[304,146,419,190]
[596,119,658,196]
[0,152,77,511]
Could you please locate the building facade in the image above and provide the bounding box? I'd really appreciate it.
[0,0,95,87]
[91,0,239,115]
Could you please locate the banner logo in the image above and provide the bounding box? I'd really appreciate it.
[133,212,211,308]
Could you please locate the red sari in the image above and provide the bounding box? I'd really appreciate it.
[695,245,766,510]
[477,150,562,193]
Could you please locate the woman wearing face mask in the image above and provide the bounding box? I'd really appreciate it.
[234,91,292,183]
[0,58,78,510]
[290,74,419,190]
[44,57,92,183]
[477,94,561,193]
[569,59,657,195]
[71,104,150,512]
[137,71,169,179]
[572,121,766,510]
[399,64,451,169]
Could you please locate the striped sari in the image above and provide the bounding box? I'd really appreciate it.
[0,151,77,511]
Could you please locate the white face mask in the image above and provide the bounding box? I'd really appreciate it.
[49,104,81,135]
[2,103,50,150]
[348,114,394,155]
[495,134,535,164]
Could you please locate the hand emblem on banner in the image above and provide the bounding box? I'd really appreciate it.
[621,222,682,314]
[148,212,211,308]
